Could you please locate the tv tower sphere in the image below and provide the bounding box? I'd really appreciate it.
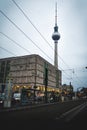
[52,27,60,41]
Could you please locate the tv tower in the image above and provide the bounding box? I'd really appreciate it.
[52,2,60,69]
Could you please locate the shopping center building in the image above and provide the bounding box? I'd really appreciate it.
[0,54,62,101]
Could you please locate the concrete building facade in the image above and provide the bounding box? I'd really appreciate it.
[0,54,62,100]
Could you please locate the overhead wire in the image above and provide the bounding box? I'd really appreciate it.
[0,1,86,87]
[0,10,53,63]
[0,46,17,57]
[12,0,71,70]
[12,0,53,49]
[0,32,31,54]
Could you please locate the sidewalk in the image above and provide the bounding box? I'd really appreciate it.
[0,101,54,113]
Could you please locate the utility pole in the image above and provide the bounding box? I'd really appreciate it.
[4,76,13,108]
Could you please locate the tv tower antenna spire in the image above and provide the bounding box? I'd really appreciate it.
[55,2,57,26]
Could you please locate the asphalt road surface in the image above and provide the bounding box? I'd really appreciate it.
[0,100,87,130]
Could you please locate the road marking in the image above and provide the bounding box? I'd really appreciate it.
[55,102,87,122]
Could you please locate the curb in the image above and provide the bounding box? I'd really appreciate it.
[0,102,56,113]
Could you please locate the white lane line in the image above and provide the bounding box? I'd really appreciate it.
[55,102,87,121]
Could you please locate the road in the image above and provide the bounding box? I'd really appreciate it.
[0,99,87,130]
[63,103,87,129]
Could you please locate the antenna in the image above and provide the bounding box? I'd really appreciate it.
[55,2,57,26]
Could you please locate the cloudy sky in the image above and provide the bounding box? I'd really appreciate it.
[0,0,87,91]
